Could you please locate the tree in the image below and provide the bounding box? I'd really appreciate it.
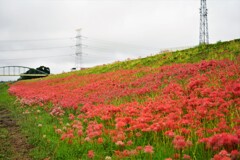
[19,66,50,80]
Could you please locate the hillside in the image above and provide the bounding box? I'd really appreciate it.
[57,39,240,76]
[2,39,240,160]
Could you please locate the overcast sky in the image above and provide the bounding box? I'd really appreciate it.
[0,0,240,81]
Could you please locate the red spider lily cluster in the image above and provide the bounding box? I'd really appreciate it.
[9,58,240,159]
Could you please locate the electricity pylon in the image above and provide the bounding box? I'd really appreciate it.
[199,0,209,44]
[75,28,82,70]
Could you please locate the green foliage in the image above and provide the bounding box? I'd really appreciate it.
[46,39,240,79]
[19,66,50,80]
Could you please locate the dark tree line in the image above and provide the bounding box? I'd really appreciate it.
[19,66,50,80]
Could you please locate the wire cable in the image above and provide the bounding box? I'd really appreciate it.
[84,36,160,51]
[0,45,76,52]
[0,54,75,61]
[0,37,75,43]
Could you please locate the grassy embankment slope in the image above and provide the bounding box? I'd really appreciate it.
[0,39,240,160]
[56,39,239,77]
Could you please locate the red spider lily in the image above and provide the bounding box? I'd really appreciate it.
[127,140,133,146]
[231,150,240,160]
[61,129,74,142]
[165,130,175,138]
[213,150,231,160]
[87,150,94,159]
[144,145,154,154]
[199,133,239,151]
[183,154,191,160]
[115,140,124,146]
[68,113,75,120]
[86,121,103,139]
[97,137,103,144]
[172,135,192,150]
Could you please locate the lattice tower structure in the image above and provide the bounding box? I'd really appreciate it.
[199,0,209,44]
[75,29,82,70]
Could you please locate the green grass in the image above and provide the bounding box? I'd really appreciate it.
[0,127,12,160]
[0,83,55,159]
[0,83,14,160]
[43,39,240,79]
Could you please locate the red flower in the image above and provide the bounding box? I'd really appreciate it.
[172,136,188,150]
[88,150,94,159]
[199,133,239,151]
[183,154,191,160]
[144,145,154,154]
[231,150,240,160]
[97,137,103,144]
[115,141,124,146]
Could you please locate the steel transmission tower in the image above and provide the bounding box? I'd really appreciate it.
[199,0,209,44]
[75,29,82,70]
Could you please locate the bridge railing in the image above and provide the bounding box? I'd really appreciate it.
[0,66,48,77]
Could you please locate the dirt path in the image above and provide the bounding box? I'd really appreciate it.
[0,108,32,160]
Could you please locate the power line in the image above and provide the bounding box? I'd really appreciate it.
[0,54,75,61]
[0,36,89,44]
[84,36,160,51]
[0,45,76,52]
[0,35,160,53]
[0,37,75,43]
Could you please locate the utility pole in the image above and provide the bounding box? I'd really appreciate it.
[75,28,82,70]
[199,0,209,45]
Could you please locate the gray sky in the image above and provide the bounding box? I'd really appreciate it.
[0,0,240,81]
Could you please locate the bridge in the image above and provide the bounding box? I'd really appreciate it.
[0,66,49,77]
